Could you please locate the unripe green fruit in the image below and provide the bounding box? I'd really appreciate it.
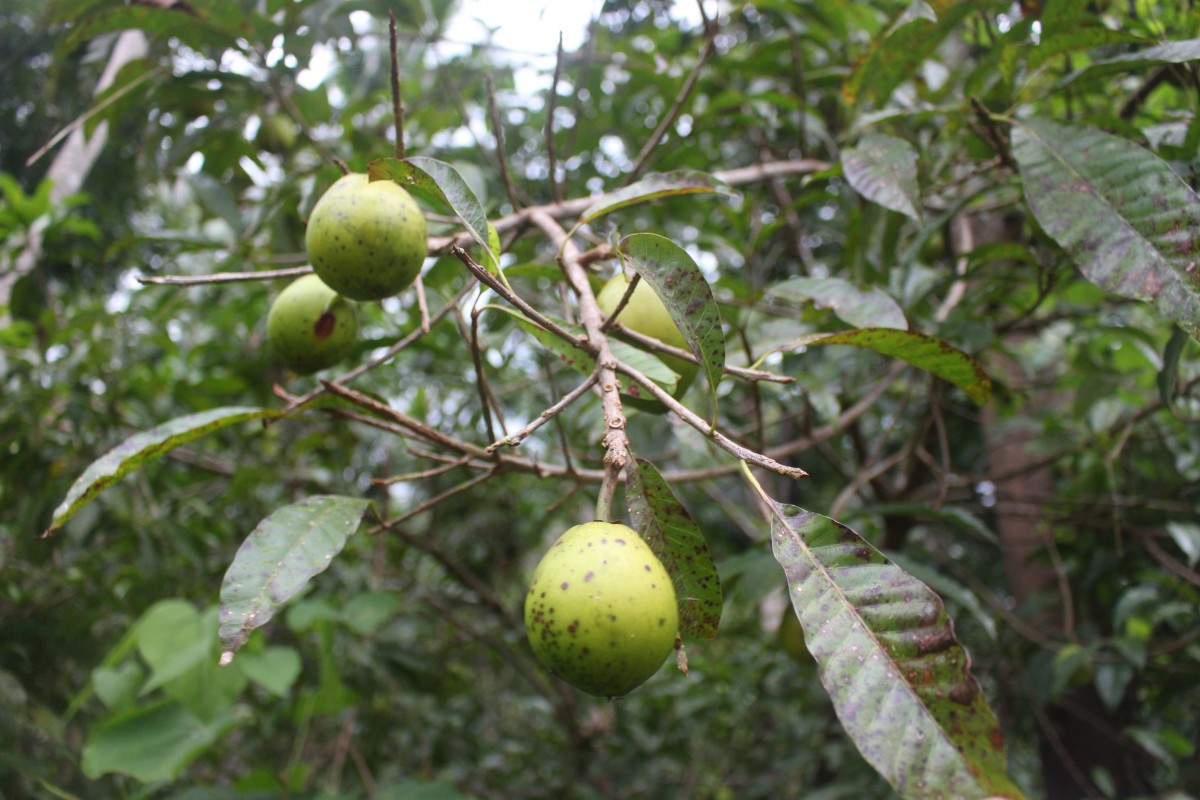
[525,521,678,698]
[305,173,427,301]
[266,274,358,374]
[596,272,698,412]
[256,113,297,153]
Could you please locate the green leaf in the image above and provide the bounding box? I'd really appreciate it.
[616,233,726,413]
[1014,118,1200,339]
[1058,38,1200,89]
[45,406,286,537]
[770,503,1024,800]
[218,496,370,660]
[371,156,497,271]
[770,276,908,330]
[1159,326,1188,410]
[234,647,302,697]
[91,663,144,712]
[135,600,208,695]
[772,328,991,404]
[841,133,922,222]
[81,700,239,782]
[574,170,738,231]
[843,0,980,109]
[625,458,722,640]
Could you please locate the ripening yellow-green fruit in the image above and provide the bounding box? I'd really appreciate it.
[256,113,297,153]
[266,274,358,374]
[524,521,678,698]
[305,173,427,301]
[596,271,697,412]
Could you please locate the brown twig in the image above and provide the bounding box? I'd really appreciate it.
[546,34,566,203]
[389,12,406,159]
[485,72,522,209]
[624,1,718,183]
[369,469,498,535]
[276,281,475,414]
[597,270,639,333]
[413,273,431,334]
[607,322,793,384]
[486,371,600,453]
[371,455,474,486]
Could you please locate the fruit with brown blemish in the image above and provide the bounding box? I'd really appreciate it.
[596,271,697,412]
[266,274,358,374]
[524,521,679,697]
[305,173,427,301]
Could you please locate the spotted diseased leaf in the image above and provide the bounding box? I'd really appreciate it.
[770,276,908,330]
[575,170,738,231]
[218,496,371,661]
[625,458,722,640]
[1013,118,1200,338]
[616,233,726,414]
[45,407,286,537]
[770,502,1024,800]
[773,328,991,404]
[370,156,496,271]
[842,133,923,222]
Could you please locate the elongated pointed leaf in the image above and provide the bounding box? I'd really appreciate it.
[218,496,370,661]
[626,458,722,639]
[1013,118,1200,338]
[770,502,1023,800]
[370,156,497,271]
[616,233,726,413]
[45,406,286,537]
[842,133,922,222]
[575,170,737,230]
[770,276,908,330]
[773,328,991,404]
[1058,38,1200,88]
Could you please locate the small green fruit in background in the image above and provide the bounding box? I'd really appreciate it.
[777,603,811,663]
[596,271,698,412]
[524,521,678,698]
[266,274,358,374]
[305,173,427,301]
[256,113,297,153]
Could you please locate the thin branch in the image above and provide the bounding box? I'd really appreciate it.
[468,306,500,444]
[625,1,718,183]
[485,72,522,209]
[368,469,498,534]
[371,455,474,486]
[136,266,311,286]
[618,361,807,480]
[608,322,793,384]
[546,33,566,203]
[279,280,475,413]
[413,273,431,333]
[487,371,600,453]
[597,271,640,334]
[389,12,406,159]
[450,245,583,347]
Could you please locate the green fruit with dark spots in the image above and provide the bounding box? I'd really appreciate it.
[596,271,697,413]
[266,274,358,374]
[524,521,678,698]
[305,173,427,301]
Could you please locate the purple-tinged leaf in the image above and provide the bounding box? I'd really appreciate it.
[576,170,737,230]
[626,458,722,639]
[616,233,726,414]
[1013,118,1200,338]
[370,156,496,271]
[842,133,922,222]
[45,407,286,537]
[770,502,1024,800]
[771,328,991,404]
[770,276,908,330]
[218,496,370,662]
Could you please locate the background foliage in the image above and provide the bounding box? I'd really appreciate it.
[2,0,1199,798]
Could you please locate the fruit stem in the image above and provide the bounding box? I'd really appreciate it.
[595,466,619,522]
